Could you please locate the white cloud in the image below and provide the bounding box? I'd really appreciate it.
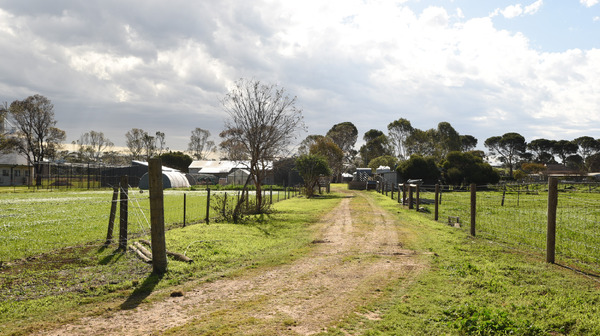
[581,0,599,7]
[0,1,599,151]
[502,4,524,18]
[492,1,543,19]
[525,0,543,15]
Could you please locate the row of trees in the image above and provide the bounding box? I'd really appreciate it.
[485,133,600,177]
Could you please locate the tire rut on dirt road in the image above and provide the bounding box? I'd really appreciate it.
[41,189,426,335]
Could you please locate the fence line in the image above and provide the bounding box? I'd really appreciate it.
[380,180,600,274]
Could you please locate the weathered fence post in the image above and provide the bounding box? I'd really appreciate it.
[205,187,211,224]
[270,186,273,204]
[391,184,394,200]
[183,193,187,227]
[547,177,558,264]
[415,184,420,211]
[118,176,128,250]
[403,183,408,205]
[398,184,401,203]
[501,185,506,206]
[470,183,476,237]
[223,192,228,217]
[434,184,439,221]
[408,185,414,209]
[105,186,119,245]
[148,158,167,274]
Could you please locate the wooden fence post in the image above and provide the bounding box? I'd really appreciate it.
[391,184,394,200]
[118,176,128,250]
[105,186,119,245]
[270,186,273,204]
[205,187,211,224]
[470,183,476,237]
[408,185,414,209]
[415,184,420,211]
[547,177,558,264]
[183,193,187,227]
[223,192,228,217]
[148,158,167,274]
[434,184,439,221]
[403,183,407,205]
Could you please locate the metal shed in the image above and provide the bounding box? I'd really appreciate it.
[138,171,191,190]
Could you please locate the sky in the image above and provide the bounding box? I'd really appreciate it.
[0,0,599,154]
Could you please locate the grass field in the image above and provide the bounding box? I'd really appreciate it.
[0,188,294,261]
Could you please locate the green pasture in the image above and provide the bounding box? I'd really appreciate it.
[0,188,291,261]
[415,186,600,272]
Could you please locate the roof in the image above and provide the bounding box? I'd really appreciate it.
[132,160,179,172]
[138,171,191,190]
[189,160,272,174]
[0,151,28,166]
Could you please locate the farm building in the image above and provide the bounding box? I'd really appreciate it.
[376,166,398,187]
[188,160,274,185]
[0,151,33,186]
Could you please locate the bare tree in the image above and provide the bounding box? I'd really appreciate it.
[78,130,114,162]
[125,128,145,160]
[6,95,66,185]
[221,78,305,216]
[188,128,216,160]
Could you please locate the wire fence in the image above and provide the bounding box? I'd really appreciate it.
[378,181,600,275]
[0,186,300,262]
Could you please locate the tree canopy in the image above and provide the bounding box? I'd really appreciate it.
[188,128,216,160]
[484,132,527,178]
[441,151,499,187]
[295,154,331,198]
[387,118,413,160]
[158,151,193,172]
[396,155,440,183]
[6,94,66,185]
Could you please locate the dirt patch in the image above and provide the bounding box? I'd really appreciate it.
[40,189,426,335]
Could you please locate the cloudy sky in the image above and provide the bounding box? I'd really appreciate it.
[1,0,599,153]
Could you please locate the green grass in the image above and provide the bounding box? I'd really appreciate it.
[322,190,600,335]
[0,189,293,261]
[0,190,342,335]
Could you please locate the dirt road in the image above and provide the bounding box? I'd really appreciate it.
[42,189,425,335]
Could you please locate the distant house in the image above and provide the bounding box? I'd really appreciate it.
[0,151,33,186]
[188,160,274,185]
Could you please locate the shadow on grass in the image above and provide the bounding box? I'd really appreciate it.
[120,272,164,310]
[97,248,125,265]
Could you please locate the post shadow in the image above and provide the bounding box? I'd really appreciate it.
[120,272,164,310]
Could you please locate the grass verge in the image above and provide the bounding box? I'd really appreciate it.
[322,191,600,335]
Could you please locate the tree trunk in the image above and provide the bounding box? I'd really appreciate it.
[35,163,43,186]
[232,174,253,223]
